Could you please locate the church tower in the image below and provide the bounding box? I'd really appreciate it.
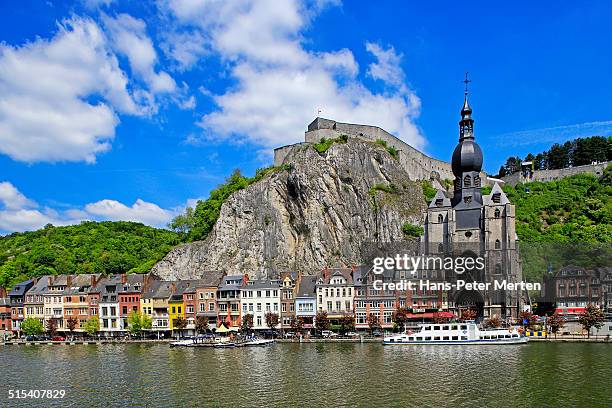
[422,74,524,319]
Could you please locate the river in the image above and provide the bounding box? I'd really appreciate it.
[0,342,610,407]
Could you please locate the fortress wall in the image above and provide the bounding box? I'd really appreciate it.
[501,161,609,186]
[274,143,308,166]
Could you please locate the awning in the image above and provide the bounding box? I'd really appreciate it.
[555,307,585,314]
[405,311,456,319]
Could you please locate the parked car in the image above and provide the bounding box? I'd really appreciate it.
[321,330,338,338]
[52,336,65,341]
[283,332,296,338]
[372,330,383,337]
[345,332,358,337]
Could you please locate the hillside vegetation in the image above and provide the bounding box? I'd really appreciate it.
[0,222,179,288]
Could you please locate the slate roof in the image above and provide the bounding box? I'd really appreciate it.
[296,275,317,298]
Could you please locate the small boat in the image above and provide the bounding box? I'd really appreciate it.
[242,338,275,347]
[213,342,236,348]
[383,322,528,345]
[170,339,195,347]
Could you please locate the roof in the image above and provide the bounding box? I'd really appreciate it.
[296,275,316,298]
[318,268,354,285]
[428,190,452,209]
[242,279,281,290]
[219,275,244,291]
[483,183,510,206]
[8,279,35,296]
[27,276,51,295]
[141,280,162,299]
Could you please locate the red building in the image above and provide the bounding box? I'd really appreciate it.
[118,274,155,329]
[0,287,11,338]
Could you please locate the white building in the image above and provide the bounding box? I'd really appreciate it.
[98,277,122,336]
[295,275,317,332]
[316,268,355,321]
[241,280,281,331]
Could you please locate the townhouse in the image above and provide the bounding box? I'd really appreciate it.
[295,275,317,332]
[119,274,152,329]
[195,273,224,332]
[316,268,355,324]
[354,267,397,331]
[279,272,299,330]
[24,276,49,324]
[241,279,281,331]
[43,275,71,331]
[63,274,101,332]
[217,275,244,328]
[141,281,175,336]
[98,276,123,336]
[0,288,11,338]
[9,278,35,336]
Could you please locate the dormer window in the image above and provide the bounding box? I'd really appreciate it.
[474,176,481,188]
[463,175,471,187]
[492,193,501,204]
[435,199,443,207]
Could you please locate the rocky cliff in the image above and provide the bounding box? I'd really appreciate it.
[151,138,426,280]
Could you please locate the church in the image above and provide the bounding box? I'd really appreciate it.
[422,85,525,319]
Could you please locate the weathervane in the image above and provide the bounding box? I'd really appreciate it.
[463,71,471,95]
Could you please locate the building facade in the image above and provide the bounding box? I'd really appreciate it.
[316,268,355,323]
[241,279,281,331]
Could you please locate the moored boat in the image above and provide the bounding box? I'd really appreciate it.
[383,322,528,345]
[242,338,275,347]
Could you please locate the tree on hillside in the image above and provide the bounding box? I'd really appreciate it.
[265,312,279,332]
[315,311,330,335]
[82,316,100,338]
[547,312,565,339]
[21,317,44,337]
[168,207,196,239]
[46,318,58,338]
[578,304,605,338]
[241,313,254,334]
[195,316,209,334]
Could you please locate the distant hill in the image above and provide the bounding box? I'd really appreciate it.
[0,221,179,288]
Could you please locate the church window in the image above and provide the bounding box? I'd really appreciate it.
[438,214,443,223]
[435,199,443,207]
[494,208,501,218]
[474,176,481,187]
[464,196,472,204]
[492,193,501,204]
[463,175,471,187]
[495,239,501,249]
[464,231,472,238]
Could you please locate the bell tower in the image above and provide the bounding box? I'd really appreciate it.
[451,72,484,230]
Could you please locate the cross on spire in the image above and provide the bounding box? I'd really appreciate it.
[463,71,471,94]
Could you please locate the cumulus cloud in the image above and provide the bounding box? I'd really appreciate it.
[0,181,176,234]
[160,0,424,150]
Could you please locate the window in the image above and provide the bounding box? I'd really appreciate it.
[495,264,502,274]
[494,208,501,218]
[463,175,471,187]
[492,193,501,204]
[209,302,215,311]
[438,243,444,253]
[438,214,443,223]
[495,239,501,249]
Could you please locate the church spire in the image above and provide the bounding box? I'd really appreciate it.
[459,72,474,141]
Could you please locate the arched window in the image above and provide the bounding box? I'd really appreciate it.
[494,208,501,218]
[474,175,481,188]
[495,239,501,249]
[438,214,443,223]
[463,175,471,187]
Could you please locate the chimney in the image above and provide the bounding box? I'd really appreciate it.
[49,275,55,286]
[242,274,249,286]
[121,273,127,284]
[0,286,6,298]
[66,275,73,287]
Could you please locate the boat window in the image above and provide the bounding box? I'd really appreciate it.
[424,337,431,341]
[483,335,489,339]
[433,325,440,330]
[424,326,431,330]
[451,325,458,330]
[442,336,449,340]
[461,336,468,340]
[512,334,518,338]
[442,325,449,330]
[434,336,440,340]
[416,337,422,341]
[452,336,458,340]
[390,339,394,342]
[460,325,467,330]
[505,334,511,338]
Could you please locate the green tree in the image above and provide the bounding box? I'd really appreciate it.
[82,316,100,337]
[21,317,44,336]
[315,311,330,335]
[578,304,605,338]
[290,316,304,335]
[173,317,188,338]
[127,311,151,337]
[367,313,381,334]
[392,307,410,332]
[402,223,424,238]
[338,314,355,335]
[168,207,196,239]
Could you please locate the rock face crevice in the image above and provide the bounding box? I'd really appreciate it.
[151,138,426,280]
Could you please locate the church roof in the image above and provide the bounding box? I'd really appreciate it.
[483,183,510,205]
[428,190,452,208]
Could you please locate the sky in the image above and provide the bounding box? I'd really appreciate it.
[0,0,611,234]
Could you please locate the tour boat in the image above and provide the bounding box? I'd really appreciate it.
[169,339,195,347]
[213,342,236,348]
[383,322,528,345]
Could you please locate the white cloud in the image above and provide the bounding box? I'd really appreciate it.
[160,0,424,150]
[102,13,176,95]
[0,16,143,163]
[365,42,405,88]
[0,181,177,234]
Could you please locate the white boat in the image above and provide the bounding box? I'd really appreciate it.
[169,339,195,347]
[242,338,275,347]
[213,342,236,348]
[383,322,528,345]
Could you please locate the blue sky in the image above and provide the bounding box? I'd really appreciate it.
[1,0,611,234]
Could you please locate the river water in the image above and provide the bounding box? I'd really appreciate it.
[0,342,610,407]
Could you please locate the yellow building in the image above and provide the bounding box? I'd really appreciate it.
[168,294,184,331]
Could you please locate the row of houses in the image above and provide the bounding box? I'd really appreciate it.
[0,265,453,337]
